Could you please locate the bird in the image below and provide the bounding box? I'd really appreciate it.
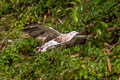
[36,31,80,53]
[22,25,89,53]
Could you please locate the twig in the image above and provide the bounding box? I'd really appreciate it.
[58,18,63,24]
[105,47,112,72]
[43,9,50,24]
[107,56,112,72]
[43,15,47,24]
[0,38,7,51]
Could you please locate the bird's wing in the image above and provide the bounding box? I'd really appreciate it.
[42,39,61,48]
[22,25,62,42]
[74,35,87,39]
[36,39,61,53]
[45,26,62,35]
[67,35,87,45]
[22,25,45,37]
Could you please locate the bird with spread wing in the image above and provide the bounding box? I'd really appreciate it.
[22,25,88,53]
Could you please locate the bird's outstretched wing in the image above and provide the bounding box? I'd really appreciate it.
[36,39,61,53]
[67,35,87,45]
[22,25,61,42]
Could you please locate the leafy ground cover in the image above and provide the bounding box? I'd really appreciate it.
[0,0,120,79]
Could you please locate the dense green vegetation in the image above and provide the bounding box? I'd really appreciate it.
[0,0,120,79]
